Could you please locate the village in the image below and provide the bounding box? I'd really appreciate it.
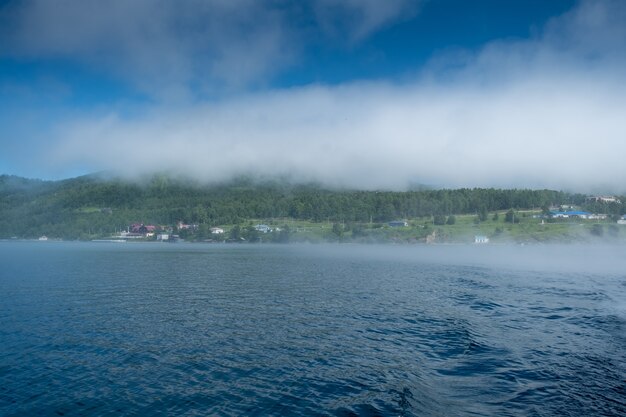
[102,195,626,245]
[110,221,278,243]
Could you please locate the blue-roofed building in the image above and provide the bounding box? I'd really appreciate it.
[550,210,592,219]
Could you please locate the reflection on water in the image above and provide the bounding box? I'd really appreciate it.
[0,242,624,416]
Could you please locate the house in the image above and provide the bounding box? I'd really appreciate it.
[549,211,592,219]
[254,224,272,233]
[586,196,622,204]
[210,227,225,234]
[550,211,569,218]
[474,235,489,244]
[388,220,408,227]
[118,231,144,239]
[177,221,198,231]
[564,211,592,219]
[130,223,157,236]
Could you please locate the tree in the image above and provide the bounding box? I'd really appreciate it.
[446,215,456,225]
[492,212,499,221]
[590,224,603,237]
[197,223,209,240]
[478,207,488,222]
[244,226,260,242]
[230,225,242,240]
[272,225,291,243]
[433,215,446,225]
[505,209,519,223]
[332,222,343,237]
[351,223,367,237]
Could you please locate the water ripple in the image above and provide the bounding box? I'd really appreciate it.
[1,242,624,416]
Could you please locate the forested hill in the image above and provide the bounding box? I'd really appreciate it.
[0,173,613,240]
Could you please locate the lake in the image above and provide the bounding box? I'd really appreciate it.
[0,242,624,416]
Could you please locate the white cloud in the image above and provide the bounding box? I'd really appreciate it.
[1,0,294,99]
[0,0,419,99]
[12,0,626,190]
[312,0,419,43]
[50,73,626,190]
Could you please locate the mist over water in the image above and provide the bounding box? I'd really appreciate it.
[0,242,624,416]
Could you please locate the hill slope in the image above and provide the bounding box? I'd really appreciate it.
[0,174,618,241]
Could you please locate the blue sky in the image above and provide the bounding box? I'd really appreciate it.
[1,0,624,190]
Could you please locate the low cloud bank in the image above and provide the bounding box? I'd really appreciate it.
[51,75,626,190]
[11,1,626,190]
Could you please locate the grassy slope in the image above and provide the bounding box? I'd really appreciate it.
[216,211,621,244]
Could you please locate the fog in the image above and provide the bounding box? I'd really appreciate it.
[49,75,626,190]
[288,242,626,275]
[289,241,626,320]
[2,0,626,190]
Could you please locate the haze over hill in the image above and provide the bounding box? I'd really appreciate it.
[1,1,625,191]
[1,172,624,243]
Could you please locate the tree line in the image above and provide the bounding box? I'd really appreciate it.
[0,174,620,239]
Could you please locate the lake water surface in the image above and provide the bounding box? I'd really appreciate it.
[1,242,625,416]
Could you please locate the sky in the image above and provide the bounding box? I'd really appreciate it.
[0,0,625,191]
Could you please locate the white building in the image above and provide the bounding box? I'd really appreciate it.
[254,224,272,233]
[586,196,622,204]
[474,235,490,244]
[210,227,225,234]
